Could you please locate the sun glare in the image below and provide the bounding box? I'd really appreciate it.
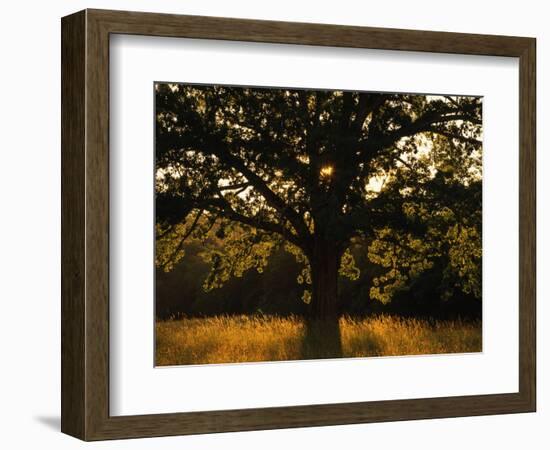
[320,165,334,178]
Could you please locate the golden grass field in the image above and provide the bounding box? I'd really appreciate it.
[155,315,482,366]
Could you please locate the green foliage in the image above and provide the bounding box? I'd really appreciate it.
[339,248,361,281]
[301,290,312,305]
[155,222,188,272]
[368,229,434,304]
[155,84,483,311]
[446,224,482,298]
[200,224,280,291]
[284,242,312,303]
[365,138,482,304]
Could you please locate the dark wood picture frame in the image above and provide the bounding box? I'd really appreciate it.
[61,9,536,441]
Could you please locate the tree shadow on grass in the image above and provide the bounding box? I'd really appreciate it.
[300,317,343,360]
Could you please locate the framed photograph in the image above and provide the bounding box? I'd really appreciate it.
[61,9,536,440]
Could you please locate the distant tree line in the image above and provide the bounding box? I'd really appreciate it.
[156,239,481,321]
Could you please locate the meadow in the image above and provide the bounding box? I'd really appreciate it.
[155,315,482,366]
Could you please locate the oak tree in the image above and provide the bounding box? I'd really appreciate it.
[155,84,482,319]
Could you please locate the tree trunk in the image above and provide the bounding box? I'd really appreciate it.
[309,239,341,318]
[301,239,343,358]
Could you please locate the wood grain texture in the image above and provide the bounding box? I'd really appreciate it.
[518,38,536,408]
[84,10,111,440]
[61,8,537,441]
[61,10,86,439]
[89,8,530,56]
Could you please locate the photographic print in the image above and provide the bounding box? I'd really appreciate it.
[154,83,482,366]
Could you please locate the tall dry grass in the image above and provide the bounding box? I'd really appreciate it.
[155,315,481,366]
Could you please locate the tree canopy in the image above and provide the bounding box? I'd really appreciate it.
[155,84,482,318]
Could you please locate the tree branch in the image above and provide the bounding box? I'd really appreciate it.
[199,191,305,249]
[353,94,387,133]
[428,129,482,146]
[361,109,481,157]
[218,182,251,191]
[204,138,311,240]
